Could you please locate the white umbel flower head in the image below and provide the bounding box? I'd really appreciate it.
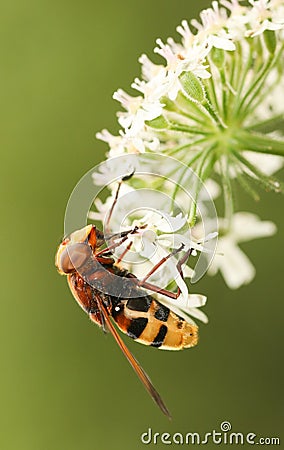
[97,0,283,227]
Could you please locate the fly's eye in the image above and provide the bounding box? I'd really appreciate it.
[60,243,92,274]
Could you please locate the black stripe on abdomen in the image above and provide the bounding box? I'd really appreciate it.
[154,302,170,322]
[127,318,148,339]
[151,325,168,348]
[126,296,152,312]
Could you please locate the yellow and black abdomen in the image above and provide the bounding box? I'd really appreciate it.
[112,295,198,350]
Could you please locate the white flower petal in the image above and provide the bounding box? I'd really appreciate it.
[230,212,277,243]
[243,151,284,176]
[203,179,221,200]
[183,264,195,279]
[140,240,156,258]
[209,34,236,51]
[186,294,207,308]
[155,212,187,233]
[209,238,256,289]
[184,306,209,324]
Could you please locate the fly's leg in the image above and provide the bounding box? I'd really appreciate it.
[105,171,135,235]
[96,225,146,256]
[130,246,193,300]
[174,247,193,297]
[89,293,112,334]
[116,240,133,264]
[176,247,192,275]
[96,170,142,255]
[138,244,185,284]
[129,276,179,299]
[96,234,130,257]
[104,223,147,242]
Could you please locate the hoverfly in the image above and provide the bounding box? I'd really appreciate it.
[55,177,198,419]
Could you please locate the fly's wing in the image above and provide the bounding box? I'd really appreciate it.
[93,294,171,420]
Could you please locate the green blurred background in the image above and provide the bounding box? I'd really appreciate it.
[1,1,283,449]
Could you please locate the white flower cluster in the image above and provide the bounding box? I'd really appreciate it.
[97,0,284,157]
[90,0,284,324]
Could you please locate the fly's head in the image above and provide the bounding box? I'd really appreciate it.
[55,225,105,275]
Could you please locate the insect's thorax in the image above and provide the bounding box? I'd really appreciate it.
[66,260,138,320]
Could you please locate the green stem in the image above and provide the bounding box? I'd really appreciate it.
[230,42,241,93]
[236,170,260,201]
[188,146,217,226]
[226,51,238,120]
[242,42,284,119]
[237,54,274,117]
[204,69,220,114]
[245,114,284,133]
[220,156,234,229]
[167,136,212,156]
[220,67,228,121]
[174,108,209,127]
[236,130,284,156]
[233,40,253,112]
[231,150,282,193]
[243,74,281,122]
[170,149,205,210]
[168,122,212,135]
[204,95,226,129]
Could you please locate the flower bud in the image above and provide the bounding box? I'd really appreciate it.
[179,71,206,103]
[263,30,276,54]
[145,115,168,129]
[210,47,225,68]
